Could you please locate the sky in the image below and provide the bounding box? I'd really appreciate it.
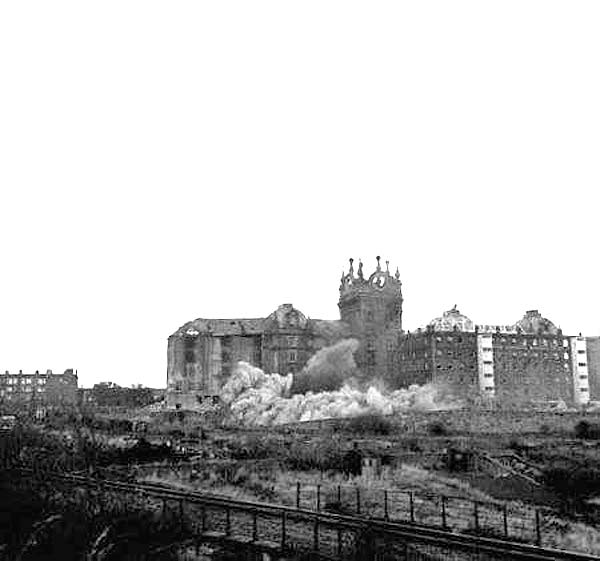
[1,1,599,388]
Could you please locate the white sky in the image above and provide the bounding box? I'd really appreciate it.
[1,2,599,388]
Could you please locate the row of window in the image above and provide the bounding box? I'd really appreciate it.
[1,378,46,385]
[1,386,46,393]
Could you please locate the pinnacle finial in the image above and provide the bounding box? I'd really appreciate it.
[376,256,381,271]
[349,258,354,276]
[357,259,364,280]
[395,267,400,280]
[385,260,389,273]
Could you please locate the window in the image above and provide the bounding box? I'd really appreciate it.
[483,360,493,365]
[578,362,587,368]
[580,375,588,380]
[581,387,589,392]
[288,351,297,362]
[485,386,494,391]
[578,349,586,354]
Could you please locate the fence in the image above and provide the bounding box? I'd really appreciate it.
[292,481,546,546]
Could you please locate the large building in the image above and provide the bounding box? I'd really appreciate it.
[0,369,78,408]
[167,257,598,410]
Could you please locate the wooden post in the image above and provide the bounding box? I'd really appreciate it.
[225,506,231,536]
[473,501,479,533]
[252,509,258,542]
[317,484,321,512]
[409,492,415,523]
[535,510,542,546]
[179,499,185,534]
[337,485,341,505]
[356,487,361,515]
[296,482,301,509]
[337,527,343,558]
[384,490,389,521]
[281,511,287,552]
[200,504,206,532]
[503,504,508,538]
[441,496,447,529]
[313,517,319,552]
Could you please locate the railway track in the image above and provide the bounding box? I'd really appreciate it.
[16,469,600,561]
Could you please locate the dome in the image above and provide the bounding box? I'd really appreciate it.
[265,303,309,330]
[429,306,475,332]
[515,310,559,335]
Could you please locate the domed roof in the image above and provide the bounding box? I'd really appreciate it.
[265,303,309,330]
[429,306,475,332]
[515,310,559,335]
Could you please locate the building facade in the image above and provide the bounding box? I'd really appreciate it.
[0,369,78,408]
[167,257,599,410]
[396,308,590,406]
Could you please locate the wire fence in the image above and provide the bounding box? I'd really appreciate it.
[291,481,546,546]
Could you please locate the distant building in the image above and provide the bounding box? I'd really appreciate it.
[397,308,593,406]
[0,369,78,408]
[167,257,599,410]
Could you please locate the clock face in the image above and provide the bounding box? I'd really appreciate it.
[369,272,387,289]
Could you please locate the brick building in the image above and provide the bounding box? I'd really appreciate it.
[167,257,401,409]
[0,369,78,408]
[397,308,590,406]
[167,257,598,410]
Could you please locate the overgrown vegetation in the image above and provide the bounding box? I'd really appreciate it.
[574,420,600,440]
[346,413,392,435]
[427,421,449,436]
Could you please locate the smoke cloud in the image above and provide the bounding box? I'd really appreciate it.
[221,341,462,426]
[290,339,359,394]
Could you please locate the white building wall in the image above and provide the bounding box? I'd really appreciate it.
[570,336,590,405]
[477,333,495,398]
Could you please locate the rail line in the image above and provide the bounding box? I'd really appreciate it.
[16,469,600,561]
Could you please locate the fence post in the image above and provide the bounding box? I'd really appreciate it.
[313,517,319,552]
[473,501,479,533]
[281,511,287,552]
[201,504,206,532]
[356,487,361,515]
[179,499,184,534]
[337,485,341,504]
[384,490,389,521]
[252,509,258,542]
[441,496,447,529]
[296,482,301,509]
[535,510,542,546]
[503,504,508,538]
[225,506,231,536]
[409,492,415,523]
[317,484,321,512]
[337,527,343,557]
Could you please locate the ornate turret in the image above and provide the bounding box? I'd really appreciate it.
[339,255,403,300]
[338,256,403,379]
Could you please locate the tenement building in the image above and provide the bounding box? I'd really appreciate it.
[0,369,78,407]
[167,257,598,409]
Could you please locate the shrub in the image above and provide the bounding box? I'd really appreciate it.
[427,421,448,437]
[544,464,600,510]
[574,420,600,439]
[345,413,391,435]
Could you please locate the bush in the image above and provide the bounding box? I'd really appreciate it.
[544,465,600,509]
[574,420,600,439]
[345,414,391,435]
[427,421,448,437]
